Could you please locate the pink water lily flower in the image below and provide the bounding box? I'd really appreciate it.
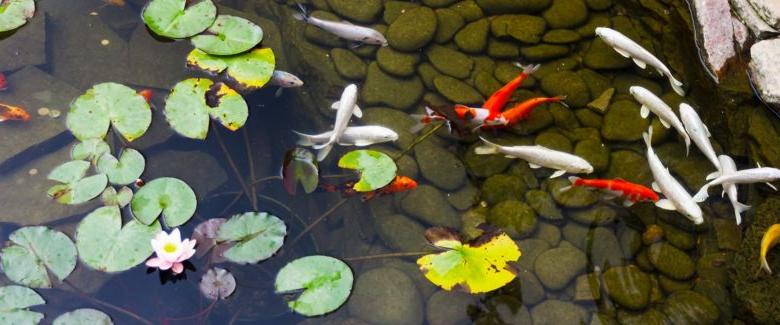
[146,228,197,274]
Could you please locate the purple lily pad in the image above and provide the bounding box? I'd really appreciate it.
[199,267,236,300]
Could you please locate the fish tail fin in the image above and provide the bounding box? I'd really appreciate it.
[408,120,427,133]
[668,75,685,96]
[556,95,569,108]
[705,171,720,181]
[475,137,500,155]
[316,142,334,162]
[558,185,572,192]
[293,2,309,21]
[642,126,653,148]
[292,130,317,147]
[761,256,773,274]
[734,202,750,225]
[515,63,541,75]
[567,176,580,185]
[683,134,691,156]
[692,185,710,203]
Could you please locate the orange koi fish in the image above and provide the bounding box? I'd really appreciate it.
[483,64,540,116]
[454,105,507,130]
[138,89,153,103]
[502,96,566,126]
[323,176,418,201]
[0,72,7,91]
[562,176,659,207]
[0,103,30,122]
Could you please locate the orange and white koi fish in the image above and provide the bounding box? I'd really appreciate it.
[0,103,30,122]
[501,96,566,126]
[0,72,7,91]
[454,105,507,130]
[138,89,153,103]
[483,63,540,115]
[410,107,451,133]
[323,176,418,201]
[561,176,659,207]
[761,224,780,274]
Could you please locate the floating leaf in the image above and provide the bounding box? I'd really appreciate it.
[416,227,521,294]
[100,187,133,208]
[191,15,263,55]
[130,177,197,227]
[274,255,353,317]
[76,206,161,273]
[164,78,248,139]
[0,227,77,288]
[0,286,45,324]
[48,160,90,184]
[338,150,397,192]
[53,308,112,325]
[192,218,226,258]
[71,139,110,164]
[0,0,34,32]
[96,149,145,185]
[217,212,286,264]
[282,148,318,195]
[47,161,107,205]
[142,0,216,39]
[186,48,276,90]
[199,267,236,300]
[66,83,151,142]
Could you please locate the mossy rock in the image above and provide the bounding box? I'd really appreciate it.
[576,12,611,37]
[549,103,581,130]
[375,214,430,252]
[533,57,579,79]
[361,63,424,110]
[534,131,572,152]
[574,109,602,128]
[548,178,598,208]
[486,39,519,59]
[589,227,624,268]
[508,160,540,189]
[569,204,617,225]
[540,71,590,107]
[450,0,484,22]
[565,127,602,142]
[534,247,587,289]
[661,291,720,325]
[401,185,460,227]
[647,242,695,280]
[475,0,552,14]
[510,107,554,135]
[425,44,474,79]
[473,70,503,97]
[304,11,346,47]
[361,107,417,149]
[577,68,612,100]
[348,24,386,58]
[383,1,420,25]
[542,29,582,44]
[601,100,649,141]
[586,0,612,10]
[574,139,609,172]
[417,63,441,90]
[434,8,465,43]
[481,174,528,204]
[603,265,651,310]
[587,88,615,113]
[613,73,663,95]
[542,0,588,29]
[520,44,569,61]
[604,150,652,185]
[447,184,479,210]
[493,61,535,88]
[583,38,632,70]
[454,18,490,53]
[488,199,537,237]
[387,7,437,51]
[659,275,692,293]
[433,75,484,104]
[376,47,420,77]
[326,0,383,23]
[415,141,467,190]
[331,48,367,80]
[423,0,459,7]
[490,15,547,44]
[525,190,563,221]
[464,142,512,177]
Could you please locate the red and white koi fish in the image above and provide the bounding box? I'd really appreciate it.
[501,96,566,126]
[0,72,7,91]
[293,4,387,46]
[483,63,540,116]
[561,176,659,207]
[454,105,507,131]
[410,106,450,133]
[322,176,418,201]
[0,103,30,122]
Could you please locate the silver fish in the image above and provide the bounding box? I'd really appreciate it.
[700,155,750,224]
[694,164,780,203]
[269,70,304,97]
[679,103,721,171]
[293,4,388,46]
[294,125,398,147]
[313,84,361,161]
[629,86,690,154]
[475,137,593,178]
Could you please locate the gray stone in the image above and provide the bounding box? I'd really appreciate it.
[447,184,479,210]
[426,291,473,325]
[0,13,45,71]
[387,7,437,51]
[348,268,424,325]
[535,221,562,246]
[361,63,424,109]
[689,0,737,78]
[749,39,780,106]
[401,185,460,227]
[516,238,552,270]
[326,0,383,23]
[534,246,587,289]
[374,214,430,252]
[730,0,778,38]
[749,0,780,28]
[415,142,467,190]
[531,300,589,325]
[518,269,546,305]
[360,108,416,149]
[526,190,564,221]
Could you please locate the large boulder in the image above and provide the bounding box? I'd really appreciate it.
[749,39,780,106]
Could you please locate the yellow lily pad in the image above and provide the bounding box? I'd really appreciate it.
[186,48,275,91]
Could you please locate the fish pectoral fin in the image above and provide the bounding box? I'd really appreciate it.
[275,87,284,97]
[703,124,711,137]
[632,58,647,69]
[353,105,363,118]
[549,170,567,178]
[640,105,650,118]
[528,163,542,169]
[351,139,375,146]
[767,182,778,191]
[330,101,341,110]
[651,182,661,192]
[615,48,631,58]
[504,155,516,159]
[623,200,635,207]
[659,118,671,128]
[705,171,720,180]
[654,199,677,211]
[341,20,354,25]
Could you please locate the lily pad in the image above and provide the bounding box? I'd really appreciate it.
[164,78,248,139]
[282,148,319,195]
[71,139,110,164]
[48,160,90,184]
[47,161,107,205]
[0,286,45,324]
[130,177,197,227]
[186,48,276,90]
[53,309,112,325]
[199,267,236,300]
[66,83,152,142]
[100,187,133,208]
[142,0,217,39]
[217,212,286,264]
[192,218,226,258]
[416,227,521,294]
[275,255,353,317]
[76,206,161,273]
[96,149,145,185]
[0,0,34,32]
[0,226,77,288]
[191,15,263,55]
[337,150,397,192]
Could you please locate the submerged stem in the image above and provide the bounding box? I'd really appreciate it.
[213,124,253,208]
[62,280,153,325]
[161,298,218,323]
[242,127,258,211]
[288,198,348,249]
[342,251,430,261]
[393,123,445,161]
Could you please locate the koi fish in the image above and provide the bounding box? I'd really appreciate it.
[629,86,690,154]
[138,89,153,103]
[693,163,780,202]
[293,4,388,46]
[409,107,450,133]
[483,63,540,115]
[698,155,750,224]
[269,70,303,97]
[322,176,417,201]
[643,127,703,224]
[760,224,780,274]
[0,72,7,91]
[293,125,398,147]
[560,176,659,207]
[0,103,31,122]
[595,27,685,96]
[454,105,507,131]
[475,137,593,178]
[501,96,565,126]
[314,84,362,161]
[679,103,720,171]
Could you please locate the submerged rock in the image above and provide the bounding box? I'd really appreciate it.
[488,199,538,237]
[361,63,424,109]
[534,246,587,289]
[530,300,589,324]
[387,7,437,51]
[516,238,552,270]
[647,242,695,280]
[542,0,589,29]
[661,290,720,325]
[525,190,564,221]
[426,45,475,79]
[415,142,467,190]
[520,44,569,60]
[481,174,528,204]
[574,139,610,172]
[326,0,382,23]
[426,291,474,325]
[603,265,651,310]
[604,150,653,185]
[542,29,582,44]
[0,13,46,71]
[434,8,466,43]
[401,185,460,227]
[540,71,590,107]
[490,15,548,43]
[376,47,420,77]
[583,38,632,70]
[434,75,485,104]
[749,39,780,106]
[348,267,424,325]
[549,178,599,208]
[454,18,490,53]
[601,100,649,141]
[374,214,430,252]
[451,0,484,22]
[331,48,368,80]
[360,107,416,149]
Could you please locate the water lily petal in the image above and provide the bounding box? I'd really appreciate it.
[170,228,181,243]
[171,262,184,274]
[145,257,163,268]
[157,259,174,270]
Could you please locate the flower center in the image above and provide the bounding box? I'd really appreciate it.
[163,242,178,253]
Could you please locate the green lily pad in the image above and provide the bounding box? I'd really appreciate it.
[0,0,34,32]
[100,187,133,208]
[71,139,110,164]
[0,286,45,324]
[337,150,397,192]
[282,148,319,195]
[66,83,152,142]
[186,48,276,90]
[96,149,145,185]
[142,0,217,39]
[130,177,197,227]
[191,15,263,55]
[47,161,107,205]
[164,78,248,139]
[216,212,286,264]
[76,206,161,273]
[0,226,77,288]
[274,255,353,317]
[48,160,90,184]
[53,308,112,325]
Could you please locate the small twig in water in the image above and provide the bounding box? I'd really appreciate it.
[288,198,348,249]
[393,123,444,161]
[251,175,282,186]
[161,298,218,324]
[62,280,153,325]
[242,127,258,211]
[213,124,253,208]
[342,251,430,261]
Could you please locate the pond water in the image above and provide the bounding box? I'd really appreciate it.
[1,0,778,324]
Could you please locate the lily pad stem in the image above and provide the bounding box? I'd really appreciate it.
[393,123,444,161]
[63,280,153,325]
[287,198,348,249]
[342,251,430,261]
[161,297,218,323]
[242,128,258,211]
[213,124,253,208]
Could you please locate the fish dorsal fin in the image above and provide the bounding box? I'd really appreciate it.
[549,170,566,178]
[330,101,340,109]
[651,181,661,192]
[353,105,363,118]
[654,199,676,211]
[623,200,635,207]
[341,20,355,25]
[659,118,671,128]
[615,48,631,58]
[504,155,516,158]
[640,105,650,119]
[275,87,284,97]
[528,163,542,169]
[705,171,720,180]
[632,58,647,69]
[703,124,711,137]
[767,182,778,191]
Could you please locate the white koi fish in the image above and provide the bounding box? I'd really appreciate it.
[293,4,388,46]
[679,103,721,171]
[475,137,593,178]
[629,86,690,154]
[643,127,703,224]
[693,164,780,202]
[595,27,685,96]
[313,84,362,161]
[698,155,750,224]
[294,126,398,147]
[269,70,303,97]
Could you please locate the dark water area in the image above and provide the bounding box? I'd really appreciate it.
[1,0,779,324]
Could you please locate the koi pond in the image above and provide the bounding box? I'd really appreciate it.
[1,0,780,324]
